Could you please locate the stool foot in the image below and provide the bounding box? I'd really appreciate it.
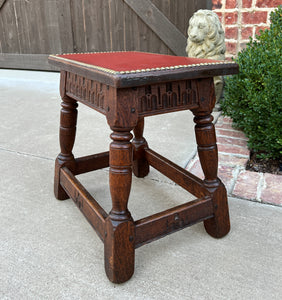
[105,129,135,283]
[132,118,149,178]
[54,158,69,200]
[193,105,230,238]
[104,216,135,283]
[204,183,230,238]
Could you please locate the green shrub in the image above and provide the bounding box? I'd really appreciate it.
[221,6,282,159]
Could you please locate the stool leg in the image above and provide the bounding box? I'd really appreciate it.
[193,113,230,238]
[132,118,150,178]
[54,96,78,200]
[104,129,135,283]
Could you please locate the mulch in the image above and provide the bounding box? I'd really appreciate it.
[246,152,282,175]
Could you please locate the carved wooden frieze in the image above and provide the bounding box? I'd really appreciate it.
[136,80,199,116]
[65,72,200,117]
[65,71,108,114]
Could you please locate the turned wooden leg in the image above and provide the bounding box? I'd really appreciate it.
[193,113,230,238]
[54,96,78,200]
[104,129,135,283]
[132,118,150,178]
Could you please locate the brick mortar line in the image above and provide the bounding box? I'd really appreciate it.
[225,24,269,27]
[225,23,270,33]
[226,24,270,35]
[215,127,246,133]
[225,39,259,44]
[228,166,242,195]
[238,0,243,49]
[217,134,248,141]
[215,121,234,125]
[240,39,257,43]
[222,0,226,11]
[217,143,249,149]
[221,1,226,27]
[214,8,277,12]
[256,173,265,202]
[218,151,249,158]
[225,39,243,43]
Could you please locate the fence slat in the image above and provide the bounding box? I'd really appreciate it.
[57,0,74,53]
[0,0,19,53]
[124,0,187,56]
[0,0,7,10]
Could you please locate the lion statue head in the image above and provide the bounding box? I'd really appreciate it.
[186,10,226,104]
[186,10,225,60]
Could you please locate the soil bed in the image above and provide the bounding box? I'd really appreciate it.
[246,152,282,175]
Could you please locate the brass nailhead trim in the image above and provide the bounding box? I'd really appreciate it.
[50,51,236,75]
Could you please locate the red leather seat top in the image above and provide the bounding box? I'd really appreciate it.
[57,51,220,73]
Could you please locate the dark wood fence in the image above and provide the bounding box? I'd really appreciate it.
[0,0,211,70]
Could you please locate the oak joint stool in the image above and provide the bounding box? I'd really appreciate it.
[48,51,238,283]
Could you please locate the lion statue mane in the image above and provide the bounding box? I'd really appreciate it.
[186,10,226,103]
[186,9,225,60]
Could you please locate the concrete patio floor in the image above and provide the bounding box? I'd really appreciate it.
[1,69,281,299]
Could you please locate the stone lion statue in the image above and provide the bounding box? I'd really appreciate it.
[186,9,226,103]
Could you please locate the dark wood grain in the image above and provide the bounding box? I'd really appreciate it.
[74,152,109,175]
[54,93,77,200]
[145,148,210,198]
[192,77,231,238]
[60,167,107,242]
[132,118,150,178]
[135,196,213,248]
[104,217,135,283]
[104,129,135,283]
[204,183,230,238]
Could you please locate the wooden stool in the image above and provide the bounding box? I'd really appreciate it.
[48,51,238,283]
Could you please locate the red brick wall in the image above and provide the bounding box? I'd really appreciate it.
[212,0,282,59]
